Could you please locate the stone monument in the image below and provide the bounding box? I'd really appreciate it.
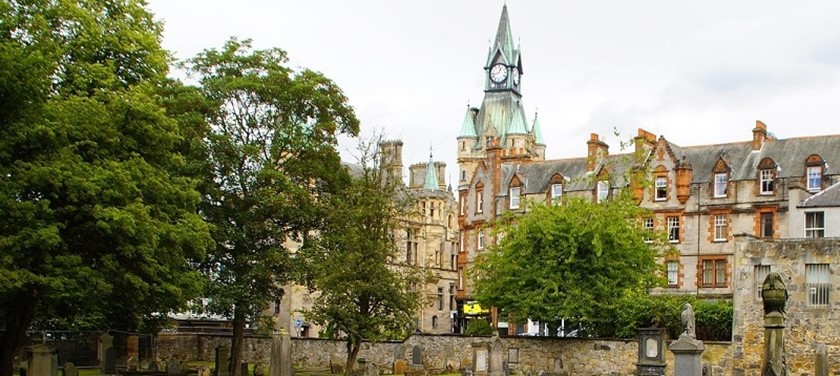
[636,328,665,375]
[669,303,705,376]
[760,272,788,376]
[269,329,291,376]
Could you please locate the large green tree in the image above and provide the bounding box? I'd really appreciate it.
[0,1,212,375]
[472,193,661,334]
[183,38,359,376]
[301,139,422,376]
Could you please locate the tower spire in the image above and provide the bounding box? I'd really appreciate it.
[423,147,439,190]
[490,4,518,65]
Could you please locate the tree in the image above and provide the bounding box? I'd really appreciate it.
[0,1,212,376]
[472,193,661,334]
[300,139,422,376]
[182,38,359,376]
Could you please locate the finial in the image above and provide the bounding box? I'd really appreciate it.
[429,144,434,159]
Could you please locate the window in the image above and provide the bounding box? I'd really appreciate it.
[437,287,444,310]
[510,186,521,209]
[760,212,774,238]
[551,183,563,204]
[806,263,830,307]
[405,230,417,265]
[807,166,822,192]
[701,258,727,287]
[477,231,485,250]
[458,267,464,289]
[429,202,435,218]
[643,218,654,243]
[597,180,609,202]
[461,169,466,181]
[460,197,466,215]
[754,265,771,301]
[760,169,774,194]
[449,284,456,310]
[667,261,679,287]
[431,316,438,329]
[476,190,484,214]
[805,212,825,238]
[667,216,680,243]
[655,176,667,201]
[714,214,728,242]
[714,173,728,197]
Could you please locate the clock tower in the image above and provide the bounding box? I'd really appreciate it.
[457,5,544,189]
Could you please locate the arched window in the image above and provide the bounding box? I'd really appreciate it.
[805,154,825,192]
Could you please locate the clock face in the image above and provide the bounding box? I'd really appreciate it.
[490,64,508,83]
[512,67,520,86]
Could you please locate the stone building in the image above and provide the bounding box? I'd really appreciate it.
[455,5,840,333]
[272,141,460,336]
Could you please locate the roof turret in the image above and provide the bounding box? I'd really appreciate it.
[531,111,545,146]
[458,106,478,138]
[423,150,440,190]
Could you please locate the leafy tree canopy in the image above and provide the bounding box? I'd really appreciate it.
[0,1,212,375]
[472,193,661,329]
[301,139,422,376]
[182,38,359,376]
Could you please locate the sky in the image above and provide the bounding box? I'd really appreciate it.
[147,1,840,188]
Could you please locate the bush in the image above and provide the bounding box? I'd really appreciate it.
[597,292,732,341]
[464,318,494,335]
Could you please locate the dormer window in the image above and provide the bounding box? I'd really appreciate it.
[760,169,774,194]
[551,183,563,204]
[476,191,484,214]
[714,173,728,198]
[509,186,521,209]
[597,180,609,202]
[805,154,824,192]
[807,166,822,192]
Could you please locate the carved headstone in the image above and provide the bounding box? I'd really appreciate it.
[99,334,115,375]
[63,362,78,376]
[166,359,181,376]
[215,346,230,376]
[27,344,56,376]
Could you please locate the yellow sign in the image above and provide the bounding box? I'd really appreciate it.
[463,302,489,315]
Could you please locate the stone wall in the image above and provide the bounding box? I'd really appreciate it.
[156,333,732,376]
[732,237,840,375]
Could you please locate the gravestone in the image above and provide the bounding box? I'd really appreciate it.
[269,331,291,376]
[411,346,422,366]
[239,362,248,376]
[329,357,344,375]
[761,272,788,376]
[215,346,230,376]
[473,343,489,376]
[126,336,140,361]
[139,360,151,371]
[99,334,115,375]
[63,362,78,376]
[489,336,504,376]
[166,359,181,376]
[636,328,665,376]
[197,366,211,376]
[393,359,408,375]
[27,344,55,376]
[670,304,704,376]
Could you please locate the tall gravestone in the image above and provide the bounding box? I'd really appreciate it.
[215,345,230,376]
[472,343,489,376]
[268,330,291,376]
[636,328,665,375]
[760,272,788,376]
[99,333,116,375]
[670,303,705,376]
[26,344,55,376]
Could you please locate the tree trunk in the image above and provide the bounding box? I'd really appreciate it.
[229,308,246,376]
[0,287,40,376]
[344,338,361,376]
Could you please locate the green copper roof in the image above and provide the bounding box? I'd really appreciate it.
[423,153,439,190]
[532,112,545,145]
[486,5,519,67]
[507,106,528,135]
[458,107,477,138]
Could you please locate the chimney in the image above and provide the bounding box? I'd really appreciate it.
[752,120,767,150]
[586,133,609,172]
[675,156,693,204]
[634,128,657,156]
[379,140,403,184]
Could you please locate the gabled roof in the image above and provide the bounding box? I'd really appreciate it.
[799,182,840,208]
[497,153,634,195]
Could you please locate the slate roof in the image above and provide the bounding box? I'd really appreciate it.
[799,182,840,208]
[498,153,635,195]
[668,134,840,183]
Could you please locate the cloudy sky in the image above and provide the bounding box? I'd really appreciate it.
[147,1,840,186]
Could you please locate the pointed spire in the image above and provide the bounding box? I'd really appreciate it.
[458,105,478,138]
[531,111,545,146]
[423,147,439,190]
[487,4,519,66]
